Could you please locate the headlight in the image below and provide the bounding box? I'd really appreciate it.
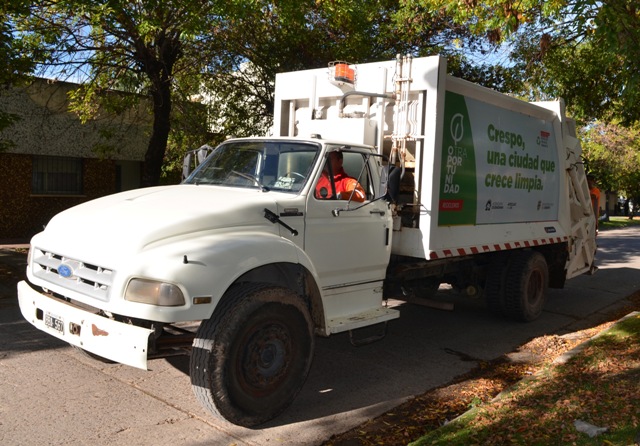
[124,278,185,306]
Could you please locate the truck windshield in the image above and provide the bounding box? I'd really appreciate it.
[184,141,320,193]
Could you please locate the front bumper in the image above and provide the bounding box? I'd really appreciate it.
[17,280,154,370]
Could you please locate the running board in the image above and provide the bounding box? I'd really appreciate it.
[327,307,399,334]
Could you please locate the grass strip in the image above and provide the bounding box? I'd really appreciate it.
[410,312,640,446]
[600,216,640,230]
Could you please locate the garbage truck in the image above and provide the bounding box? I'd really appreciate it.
[17,55,597,427]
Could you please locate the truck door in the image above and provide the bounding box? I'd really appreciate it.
[304,150,392,289]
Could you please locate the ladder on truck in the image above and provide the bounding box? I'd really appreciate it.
[564,124,598,278]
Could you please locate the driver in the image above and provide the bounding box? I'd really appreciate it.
[315,151,366,202]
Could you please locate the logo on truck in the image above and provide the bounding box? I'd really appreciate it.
[58,263,74,278]
[58,260,81,279]
[438,92,477,226]
[537,130,550,148]
[450,113,465,145]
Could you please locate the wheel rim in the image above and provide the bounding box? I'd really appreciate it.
[237,322,292,397]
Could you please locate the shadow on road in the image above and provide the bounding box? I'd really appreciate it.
[0,297,68,356]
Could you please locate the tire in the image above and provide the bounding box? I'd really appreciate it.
[190,283,315,427]
[484,257,508,315]
[503,251,549,322]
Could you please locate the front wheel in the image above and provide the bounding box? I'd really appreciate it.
[71,345,115,364]
[190,283,315,427]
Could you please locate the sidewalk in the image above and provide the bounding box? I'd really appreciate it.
[0,239,29,249]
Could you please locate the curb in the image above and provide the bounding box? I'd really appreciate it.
[552,310,640,365]
[489,310,640,403]
[441,309,640,428]
[0,244,29,250]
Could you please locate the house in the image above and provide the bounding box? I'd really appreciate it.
[0,78,150,241]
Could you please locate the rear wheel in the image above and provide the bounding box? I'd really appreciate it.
[503,251,549,322]
[190,283,315,427]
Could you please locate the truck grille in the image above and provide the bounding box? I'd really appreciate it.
[31,248,114,301]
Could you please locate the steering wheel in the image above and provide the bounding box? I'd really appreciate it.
[284,171,305,182]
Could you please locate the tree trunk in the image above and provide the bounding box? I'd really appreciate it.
[138,32,180,187]
[141,82,172,187]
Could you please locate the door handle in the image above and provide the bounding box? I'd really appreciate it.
[370,210,386,216]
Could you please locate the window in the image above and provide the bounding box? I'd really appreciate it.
[184,141,320,193]
[32,156,83,195]
[314,150,371,202]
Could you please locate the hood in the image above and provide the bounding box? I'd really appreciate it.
[34,185,279,263]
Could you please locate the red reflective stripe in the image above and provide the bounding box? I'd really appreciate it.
[428,236,569,261]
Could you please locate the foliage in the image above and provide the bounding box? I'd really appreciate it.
[396,0,640,199]
[323,318,636,446]
[12,0,223,185]
[580,121,640,200]
[162,77,214,184]
[197,0,498,139]
[199,61,274,139]
[507,33,640,125]
[0,1,35,87]
[7,0,639,187]
[11,0,498,183]
[0,0,38,151]
[397,0,640,125]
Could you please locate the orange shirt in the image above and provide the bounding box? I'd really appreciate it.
[315,168,366,202]
[590,186,600,217]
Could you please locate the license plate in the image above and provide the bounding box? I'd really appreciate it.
[44,311,64,334]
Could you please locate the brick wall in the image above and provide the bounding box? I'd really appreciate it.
[0,78,150,241]
[0,153,117,241]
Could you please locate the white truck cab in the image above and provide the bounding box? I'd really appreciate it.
[18,136,398,427]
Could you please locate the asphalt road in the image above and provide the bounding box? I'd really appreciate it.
[1,226,639,446]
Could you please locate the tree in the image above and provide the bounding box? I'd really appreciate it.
[580,121,640,202]
[13,0,503,184]
[396,0,640,124]
[195,0,506,139]
[14,0,225,186]
[1,0,38,151]
[394,0,640,203]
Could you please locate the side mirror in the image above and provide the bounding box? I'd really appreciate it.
[380,165,401,202]
[196,146,211,164]
[182,144,214,182]
[182,152,194,181]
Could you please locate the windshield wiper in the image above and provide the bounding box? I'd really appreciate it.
[264,208,298,236]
